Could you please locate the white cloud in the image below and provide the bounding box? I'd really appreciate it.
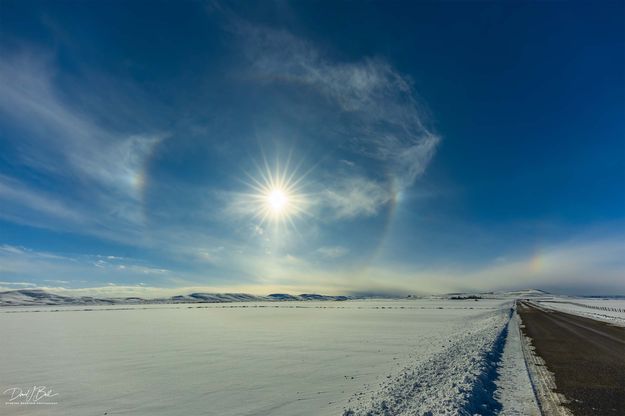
[322,175,391,219]
[0,53,161,196]
[352,236,625,296]
[194,246,225,264]
[0,175,87,226]
[316,246,349,258]
[0,52,165,236]
[0,281,36,287]
[0,244,71,261]
[0,245,172,286]
[240,25,440,191]
[1,235,623,296]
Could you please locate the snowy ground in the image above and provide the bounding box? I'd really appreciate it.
[1,299,535,415]
[536,298,625,327]
[495,311,540,416]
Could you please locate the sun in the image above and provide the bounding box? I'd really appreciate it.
[267,188,289,214]
[241,155,310,228]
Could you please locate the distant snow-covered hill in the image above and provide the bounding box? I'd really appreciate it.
[499,288,552,298]
[0,289,117,306]
[436,289,553,300]
[0,288,554,307]
[0,289,353,307]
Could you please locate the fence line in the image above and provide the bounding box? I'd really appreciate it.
[541,300,625,313]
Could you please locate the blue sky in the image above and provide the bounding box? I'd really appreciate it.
[1,1,623,296]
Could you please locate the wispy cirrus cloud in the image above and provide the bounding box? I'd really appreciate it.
[322,175,391,219]
[0,51,164,233]
[316,245,349,259]
[351,235,625,296]
[0,244,173,286]
[93,256,169,275]
[0,175,87,227]
[0,281,37,287]
[2,232,624,296]
[239,25,441,191]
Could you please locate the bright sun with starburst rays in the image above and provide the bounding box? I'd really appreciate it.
[266,188,289,215]
[241,156,310,229]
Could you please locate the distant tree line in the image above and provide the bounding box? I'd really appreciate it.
[449,295,481,300]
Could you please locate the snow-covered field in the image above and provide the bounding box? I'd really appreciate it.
[536,298,625,327]
[1,299,536,415]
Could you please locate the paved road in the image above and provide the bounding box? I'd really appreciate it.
[517,301,625,415]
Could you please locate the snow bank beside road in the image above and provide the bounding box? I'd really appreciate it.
[344,306,515,415]
[496,311,541,416]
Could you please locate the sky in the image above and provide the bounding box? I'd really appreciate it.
[0,0,624,297]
